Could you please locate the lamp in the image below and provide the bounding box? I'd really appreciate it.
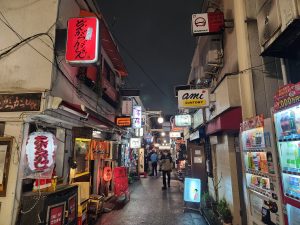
[157,116,164,124]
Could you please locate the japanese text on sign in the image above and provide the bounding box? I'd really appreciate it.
[66,17,99,64]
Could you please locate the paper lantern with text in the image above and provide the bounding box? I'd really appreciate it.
[25,132,57,179]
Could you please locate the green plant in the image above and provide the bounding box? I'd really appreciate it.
[217,198,233,223]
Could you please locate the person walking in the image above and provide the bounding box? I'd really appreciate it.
[150,149,158,176]
[160,150,173,190]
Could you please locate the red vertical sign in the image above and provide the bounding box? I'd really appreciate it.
[66,17,99,64]
[49,204,64,225]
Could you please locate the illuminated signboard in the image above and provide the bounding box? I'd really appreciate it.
[132,106,142,128]
[191,12,224,36]
[170,132,181,138]
[175,115,192,127]
[66,17,99,64]
[178,89,209,109]
[193,109,204,129]
[116,117,131,127]
[184,178,201,203]
[130,138,141,148]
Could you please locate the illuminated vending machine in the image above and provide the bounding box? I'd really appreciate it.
[273,83,300,225]
[241,115,284,225]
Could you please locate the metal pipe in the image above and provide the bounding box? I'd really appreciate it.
[280,58,288,85]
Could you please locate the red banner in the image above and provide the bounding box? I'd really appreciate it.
[274,82,300,112]
[113,167,129,197]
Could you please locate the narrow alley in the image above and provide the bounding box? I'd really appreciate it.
[96,176,207,225]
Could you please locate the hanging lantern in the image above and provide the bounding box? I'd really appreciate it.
[25,132,57,174]
[103,167,112,182]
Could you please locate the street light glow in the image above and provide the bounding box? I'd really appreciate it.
[161,132,166,137]
[157,117,164,124]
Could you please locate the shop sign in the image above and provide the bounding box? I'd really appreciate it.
[175,114,192,127]
[48,203,65,225]
[122,100,133,115]
[274,82,300,112]
[191,12,224,36]
[0,93,42,112]
[178,89,209,109]
[116,117,131,127]
[66,17,99,64]
[103,167,112,181]
[135,128,143,137]
[130,138,141,148]
[184,178,201,203]
[132,106,142,128]
[25,132,57,174]
[193,109,204,128]
[170,131,181,138]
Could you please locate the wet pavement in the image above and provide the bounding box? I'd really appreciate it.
[96,175,208,225]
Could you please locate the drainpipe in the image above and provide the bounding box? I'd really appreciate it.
[280,58,288,85]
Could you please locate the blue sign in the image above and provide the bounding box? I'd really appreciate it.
[184,178,201,203]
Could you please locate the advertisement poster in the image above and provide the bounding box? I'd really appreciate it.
[48,204,65,225]
[68,195,76,222]
[184,178,201,203]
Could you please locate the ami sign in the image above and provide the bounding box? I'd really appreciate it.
[178,89,209,109]
[191,12,224,36]
[66,17,99,64]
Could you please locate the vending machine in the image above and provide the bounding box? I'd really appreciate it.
[273,83,300,225]
[241,115,284,225]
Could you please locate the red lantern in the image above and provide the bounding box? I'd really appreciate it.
[103,167,112,182]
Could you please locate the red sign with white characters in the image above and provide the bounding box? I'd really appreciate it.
[25,132,57,173]
[48,204,64,225]
[66,17,99,64]
[192,12,224,36]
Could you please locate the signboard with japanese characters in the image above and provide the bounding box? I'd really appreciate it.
[178,89,209,109]
[130,138,141,148]
[191,12,224,36]
[66,17,99,64]
[122,100,133,115]
[132,106,142,128]
[175,114,192,127]
[0,93,42,112]
[25,132,57,179]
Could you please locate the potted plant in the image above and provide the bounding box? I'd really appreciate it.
[217,198,233,225]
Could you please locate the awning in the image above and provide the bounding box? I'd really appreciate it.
[206,107,242,135]
[59,101,119,130]
[80,10,128,77]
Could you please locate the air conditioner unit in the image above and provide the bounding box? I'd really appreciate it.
[257,0,300,57]
[256,0,281,47]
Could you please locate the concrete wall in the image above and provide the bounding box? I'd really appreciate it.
[0,0,58,92]
[215,135,241,225]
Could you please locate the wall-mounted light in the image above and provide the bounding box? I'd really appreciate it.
[157,116,164,124]
[161,132,166,137]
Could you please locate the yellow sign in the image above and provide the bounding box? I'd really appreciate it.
[178,89,209,108]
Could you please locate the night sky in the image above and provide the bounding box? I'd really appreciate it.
[98,0,204,114]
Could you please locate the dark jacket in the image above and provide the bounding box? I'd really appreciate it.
[160,153,173,171]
